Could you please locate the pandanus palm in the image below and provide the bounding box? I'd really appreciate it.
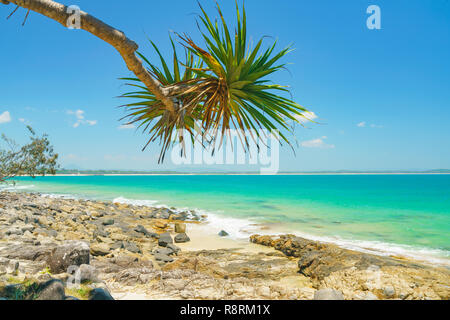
[120,2,311,162]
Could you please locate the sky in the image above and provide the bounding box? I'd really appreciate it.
[1,0,449,172]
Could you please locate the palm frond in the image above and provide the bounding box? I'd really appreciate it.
[119,37,204,163]
[175,2,310,152]
[120,2,313,162]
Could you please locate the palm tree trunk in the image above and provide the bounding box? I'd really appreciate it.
[1,0,176,113]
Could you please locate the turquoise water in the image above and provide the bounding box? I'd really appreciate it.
[7,174,450,264]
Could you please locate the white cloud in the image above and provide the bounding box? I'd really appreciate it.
[0,111,11,124]
[301,136,335,149]
[296,111,318,124]
[118,124,136,130]
[358,121,383,128]
[19,118,25,123]
[67,109,97,128]
[357,121,366,127]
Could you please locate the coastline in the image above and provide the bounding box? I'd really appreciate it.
[27,172,450,177]
[0,191,449,300]
[3,182,450,267]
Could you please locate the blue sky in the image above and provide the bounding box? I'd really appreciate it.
[1,0,449,172]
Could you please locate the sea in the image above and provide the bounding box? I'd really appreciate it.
[4,174,450,266]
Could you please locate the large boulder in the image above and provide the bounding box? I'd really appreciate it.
[35,279,66,300]
[313,288,344,300]
[89,288,114,300]
[47,241,90,274]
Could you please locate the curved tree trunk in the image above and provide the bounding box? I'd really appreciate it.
[1,0,176,113]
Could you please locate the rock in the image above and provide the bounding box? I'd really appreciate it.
[158,232,173,247]
[134,225,150,236]
[383,286,395,298]
[218,230,229,237]
[77,264,98,283]
[5,227,23,236]
[157,209,172,220]
[111,254,139,268]
[21,224,35,233]
[167,244,181,254]
[93,226,109,238]
[154,253,174,263]
[65,296,80,300]
[257,286,271,298]
[47,241,90,274]
[35,279,66,300]
[123,241,141,254]
[174,233,190,243]
[90,243,111,256]
[111,241,124,250]
[102,218,115,226]
[154,247,175,256]
[2,243,54,261]
[313,289,344,300]
[363,292,379,300]
[89,288,114,300]
[174,223,186,233]
[155,221,168,229]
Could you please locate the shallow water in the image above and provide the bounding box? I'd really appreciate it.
[7,174,450,265]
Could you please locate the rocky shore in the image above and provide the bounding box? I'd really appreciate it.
[0,191,449,300]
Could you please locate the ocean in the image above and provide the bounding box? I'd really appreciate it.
[5,174,450,266]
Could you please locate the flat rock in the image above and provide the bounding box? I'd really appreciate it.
[174,233,190,243]
[90,243,111,256]
[123,241,141,254]
[158,232,173,247]
[313,288,344,300]
[154,253,174,263]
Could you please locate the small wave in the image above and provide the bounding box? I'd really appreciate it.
[113,196,159,207]
[6,187,449,267]
[248,223,450,267]
[40,193,79,200]
[0,184,35,191]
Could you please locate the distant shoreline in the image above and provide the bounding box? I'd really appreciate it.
[28,172,450,177]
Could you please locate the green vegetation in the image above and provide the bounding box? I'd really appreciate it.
[0,126,58,183]
[0,278,40,300]
[65,284,91,300]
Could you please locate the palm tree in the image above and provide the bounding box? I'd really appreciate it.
[120,2,312,162]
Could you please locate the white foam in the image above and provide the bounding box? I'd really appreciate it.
[112,196,159,207]
[0,184,35,191]
[252,224,450,267]
[176,209,450,267]
[7,188,449,267]
[40,193,78,200]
